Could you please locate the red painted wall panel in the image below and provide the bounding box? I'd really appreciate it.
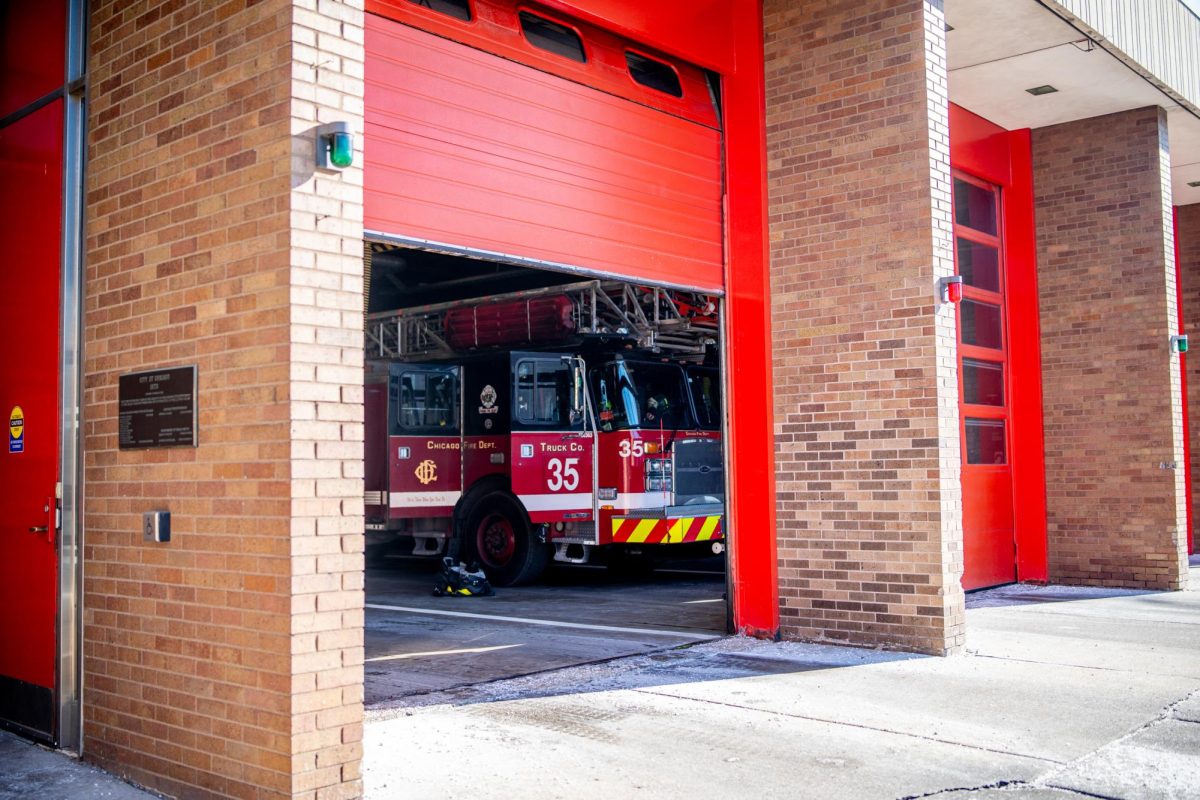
[1005,129,1049,583]
[720,3,778,636]
[365,15,724,292]
[950,104,1048,583]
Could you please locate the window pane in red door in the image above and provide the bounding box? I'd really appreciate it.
[966,418,1006,465]
[0,3,66,119]
[954,179,997,235]
[963,359,1004,406]
[961,300,1003,349]
[957,238,1000,292]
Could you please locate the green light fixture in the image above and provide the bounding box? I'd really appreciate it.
[316,121,355,170]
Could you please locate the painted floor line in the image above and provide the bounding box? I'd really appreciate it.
[365,602,719,640]
[682,598,724,605]
[366,644,522,663]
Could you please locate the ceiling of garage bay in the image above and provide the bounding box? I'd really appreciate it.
[946,0,1200,206]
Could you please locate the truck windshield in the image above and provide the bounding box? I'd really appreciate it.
[686,366,721,431]
[591,360,691,432]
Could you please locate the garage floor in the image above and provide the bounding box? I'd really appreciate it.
[364,556,726,708]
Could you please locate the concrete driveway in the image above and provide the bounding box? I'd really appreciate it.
[366,559,1200,799]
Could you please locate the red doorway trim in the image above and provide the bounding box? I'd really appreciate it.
[718,1,779,637]
[950,104,1048,583]
[365,0,778,634]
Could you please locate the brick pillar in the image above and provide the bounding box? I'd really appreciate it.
[1175,202,1200,555]
[764,0,965,655]
[83,1,364,797]
[288,2,366,798]
[1033,107,1189,590]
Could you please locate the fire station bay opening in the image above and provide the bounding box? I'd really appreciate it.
[360,245,730,703]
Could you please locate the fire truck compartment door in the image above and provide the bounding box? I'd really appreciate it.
[365,15,724,293]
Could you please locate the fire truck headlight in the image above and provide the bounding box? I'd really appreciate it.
[644,459,673,492]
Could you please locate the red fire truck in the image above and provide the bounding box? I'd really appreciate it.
[364,279,725,585]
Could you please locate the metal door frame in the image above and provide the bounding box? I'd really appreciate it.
[57,0,88,753]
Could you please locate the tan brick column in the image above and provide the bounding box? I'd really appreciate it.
[1182,202,1200,555]
[764,0,965,654]
[1033,107,1189,590]
[288,2,366,798]
[83,1,365,797]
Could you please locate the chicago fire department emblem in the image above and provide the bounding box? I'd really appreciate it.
[478,384,498,414]
[415,459,438,485]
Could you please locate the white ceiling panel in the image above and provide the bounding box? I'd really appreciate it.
[947,0,1200,206]
[950,42,1165,130]
[945,0,1079,72]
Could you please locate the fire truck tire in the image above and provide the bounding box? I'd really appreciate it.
[463,491,549,587]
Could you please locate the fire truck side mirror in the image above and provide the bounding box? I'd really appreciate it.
[570,359,586,426]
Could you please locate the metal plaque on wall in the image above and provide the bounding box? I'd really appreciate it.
[118,366,198,449]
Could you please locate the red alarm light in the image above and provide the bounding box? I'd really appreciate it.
[940,275,964,304]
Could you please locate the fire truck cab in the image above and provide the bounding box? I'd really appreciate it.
[364,280,725,586]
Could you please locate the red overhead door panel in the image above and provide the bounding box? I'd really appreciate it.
[365,15,725,292]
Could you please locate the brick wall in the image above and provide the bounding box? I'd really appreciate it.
[764,0,965,654]
[1176,202,1200,554]
[84,1,364,797]
[1033,107,1188,589]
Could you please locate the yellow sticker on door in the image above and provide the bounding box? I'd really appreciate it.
[9,406,24,454]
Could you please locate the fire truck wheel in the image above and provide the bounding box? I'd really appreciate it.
[464,492,549,587]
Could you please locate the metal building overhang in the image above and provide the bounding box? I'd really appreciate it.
[946,0,1200,206]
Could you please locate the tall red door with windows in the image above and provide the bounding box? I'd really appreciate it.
[954,173,1016,589]
[950,105,1048,591]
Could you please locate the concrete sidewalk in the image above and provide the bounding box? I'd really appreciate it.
[366,558,1200,799]
[3,558,1198,799]
[0,732,160,799]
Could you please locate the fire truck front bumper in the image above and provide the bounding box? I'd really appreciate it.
[610,503,724,545]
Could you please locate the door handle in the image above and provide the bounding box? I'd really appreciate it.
[29,526,49,533]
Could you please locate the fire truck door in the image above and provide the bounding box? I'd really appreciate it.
[509,355,594,524]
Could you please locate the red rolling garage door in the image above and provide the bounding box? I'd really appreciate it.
[364,2,725,292]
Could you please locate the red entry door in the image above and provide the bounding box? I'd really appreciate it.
[954,173,1017,591]
[0,100,64,739]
